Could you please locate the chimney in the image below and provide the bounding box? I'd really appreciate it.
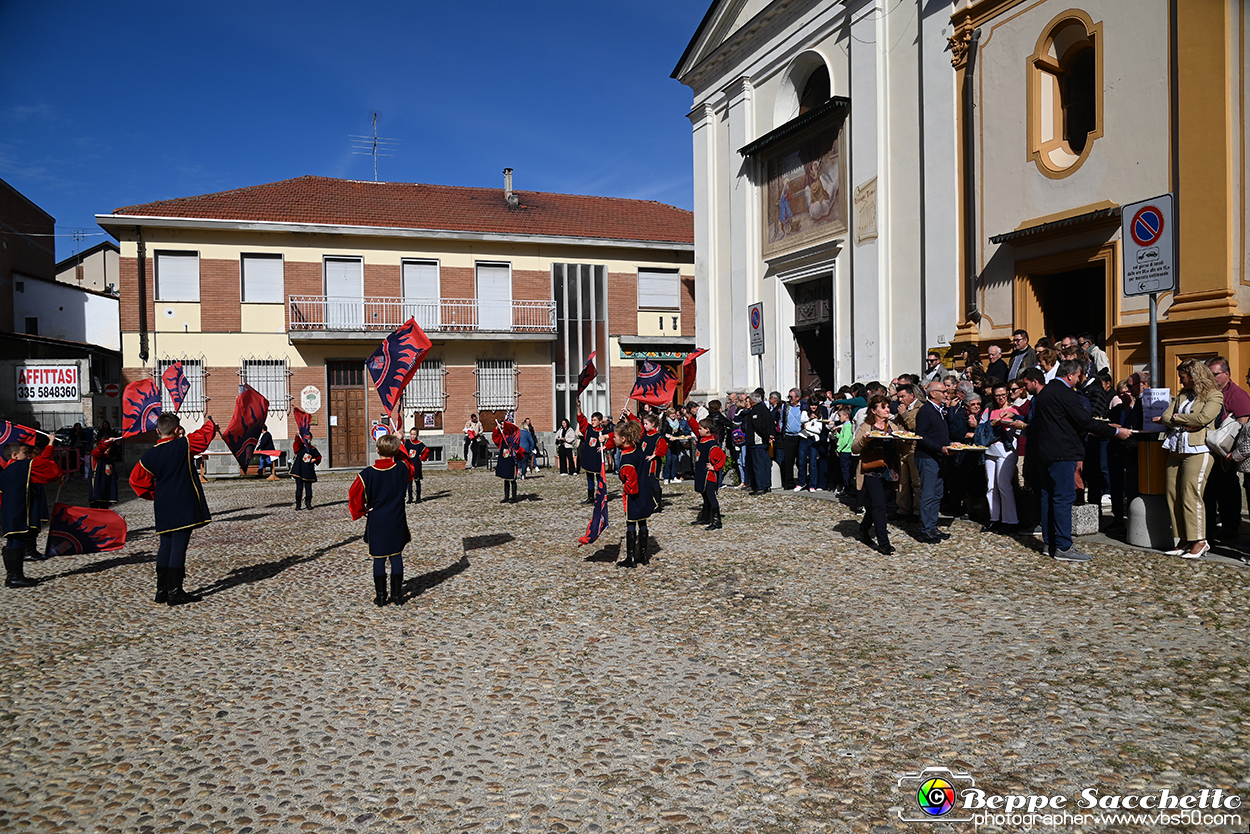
[503,167,520,208]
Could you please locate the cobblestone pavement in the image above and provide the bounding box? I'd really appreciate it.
[2,468,1248,834]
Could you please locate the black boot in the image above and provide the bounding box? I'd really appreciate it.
[24,537,45,562]
[390,572,405,605]
[636,530,651,566]
[705,513,722,531]
[413,486,422,504]
[3,548,37,588]
[294,497,302,510]
[304,496,312,510]
[618,531,637,568]
[165,568,202,605]
[373,575,389,606]
[154,567,169,603]
[690,498,710,526]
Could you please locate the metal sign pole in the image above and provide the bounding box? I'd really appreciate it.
[1148,292,1159,384]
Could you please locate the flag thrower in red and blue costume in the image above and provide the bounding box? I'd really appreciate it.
[45,503,127,558]
[367,317,432,422]
[121,378,162,438]
[221,385,270,470]
[629,361,679,407]
[160,361,191,414]
[293,407,313,441]
[0,421,39,446]
[577,458,610,546]
[681,348,708,403]
[576,351,597,399]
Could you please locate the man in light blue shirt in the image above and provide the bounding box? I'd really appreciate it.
[777,388,806,490]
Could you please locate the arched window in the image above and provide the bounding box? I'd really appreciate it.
[798,65,830,115]
[1028,11,1102,178]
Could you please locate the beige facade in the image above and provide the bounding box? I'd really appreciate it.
[98,182,694,468]
[952,0,1248,386]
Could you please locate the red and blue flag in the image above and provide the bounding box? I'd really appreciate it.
[293,407,313,440]
[367,317,432,419]
[222,385,270,469]
[45,503,127,557]
[629,361,679,407]
[121,378,162,437]
[0,421,38,446]
[576,351,597,398]
[161,361,191,413]
[681,348,708,403]
[577,460,610,546]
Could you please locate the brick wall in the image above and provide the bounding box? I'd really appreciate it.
[284,260,321,330]
[364,263,399,298]
[201,258,240,332]
[445,364,477,427]
[606,269,638,337]
[517,363,553,429]
[513,269,551,302]
[119,256,156,334]
[441,266,474,300]
[681,275,695,337]
[203,366,240,423]
[286,365,325,437]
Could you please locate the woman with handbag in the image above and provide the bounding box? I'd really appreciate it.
[850,394,900,555]
[463,414,484,468]
[981,383,1023,533]
[1154,359,1224,559]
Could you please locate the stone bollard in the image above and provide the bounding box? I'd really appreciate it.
[1127,494,1172,550]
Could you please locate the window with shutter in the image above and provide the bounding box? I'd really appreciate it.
[242,254,284,303]
[324,257,364,328]
[475,262,512,331]
[155,251,200,302]
[402,259,440,330]
[637,268,680,310]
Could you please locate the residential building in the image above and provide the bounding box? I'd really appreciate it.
[673,0,960,393]
[1,177,121,430]
[97,174,694,468]
[55,239,120,293]
[950,0,1249,384]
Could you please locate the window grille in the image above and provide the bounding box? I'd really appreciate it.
[475,359,517,410]
[239,356,292,413]
[402,358,445,411]
[155,356,209,414]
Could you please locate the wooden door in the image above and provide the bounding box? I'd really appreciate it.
[329,387,367,468]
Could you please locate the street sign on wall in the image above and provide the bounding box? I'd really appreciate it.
[748,302,765,356]
[1122,193,1176,296]
[15,365,80,402]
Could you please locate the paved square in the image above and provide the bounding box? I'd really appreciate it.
[2,470,1248,833]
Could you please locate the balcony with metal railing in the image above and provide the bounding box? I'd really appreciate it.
[287,296,557,341]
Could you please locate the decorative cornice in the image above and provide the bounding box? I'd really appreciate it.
[948,27,974,70]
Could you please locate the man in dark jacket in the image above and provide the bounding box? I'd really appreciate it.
[1007,330,1038,382]
[745,388,776,495]
[1029,359,1130,561]
[985,344,1010,385]
[915,381,953,543]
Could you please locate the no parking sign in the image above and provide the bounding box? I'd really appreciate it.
[1122,194,1175,296]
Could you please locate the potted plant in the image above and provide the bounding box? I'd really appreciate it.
[447,453,466,471]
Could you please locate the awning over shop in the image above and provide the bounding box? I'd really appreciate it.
[617,335,697,362]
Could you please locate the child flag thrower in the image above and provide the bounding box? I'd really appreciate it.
[349,433,415,607]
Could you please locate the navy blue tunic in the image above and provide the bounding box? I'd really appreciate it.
[1,459,39,535]
[357,462,411,558]
[90,446,120,503]
[290,444,321,481]
[578,424,607,472]
[618,445,656,522]
[403,440,427,480]
[137,437,212,534]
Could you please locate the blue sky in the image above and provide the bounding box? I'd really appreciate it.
[0,1,708,259]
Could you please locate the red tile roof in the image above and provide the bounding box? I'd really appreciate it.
[110,176,693,244]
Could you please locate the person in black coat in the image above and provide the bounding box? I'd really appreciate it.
[985,344,1010,386]
[1107,373,1146,525]
[255,424,275,478]
[744,388,776,495]
[291,435,322,510]
[349,434,414,606]
[88,431,122,509]
[915,381,953,542]
[1029,360,1130,561]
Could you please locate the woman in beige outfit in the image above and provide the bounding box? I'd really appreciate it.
[1154,359,1224,558]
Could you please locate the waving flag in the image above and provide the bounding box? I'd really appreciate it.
[681,348,708,403]
[576,351,597,398]
[161,361,191,413]
[221,385,270,469]
[0,421,38,446]
[293,407,313,440]
[367,317,432,419]
[577,460,610,546]
[629,361,679,407]
[121,378,162,437]
[45,503,127,557]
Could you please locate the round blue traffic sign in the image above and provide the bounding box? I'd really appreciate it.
[1131,206,1165,247]
[750,307,761,329]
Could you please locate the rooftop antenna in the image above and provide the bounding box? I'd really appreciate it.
[350,112,399,181]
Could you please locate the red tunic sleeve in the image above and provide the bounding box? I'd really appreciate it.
[601,432,616,452]
[419,445,430,461]
[348,474,367,519]
[187,419,217,456]
[654,436,668,458]
[312,449,323,465]
[29,445,64,484]
[625,413,641,424]
[619,463,639,495]
[91,439,111,463]
[708,446,727,483]
[577,412,589,434]
[129,461,155,500]
[293,435,305,455]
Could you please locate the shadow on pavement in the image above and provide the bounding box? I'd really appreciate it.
[583,541,620,563]
[43,550,156,581]
[403,554,469,599]
[191,534,362,598]
[462,533,514,552]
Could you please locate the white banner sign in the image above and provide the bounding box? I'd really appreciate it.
[15,365,80,402]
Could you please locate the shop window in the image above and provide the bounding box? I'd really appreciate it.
[1028,11,1102,178]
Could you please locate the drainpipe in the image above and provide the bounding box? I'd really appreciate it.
[137,226,149,363]
[962,28,982,326]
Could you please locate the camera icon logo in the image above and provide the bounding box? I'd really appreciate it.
[897,767,976,823]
